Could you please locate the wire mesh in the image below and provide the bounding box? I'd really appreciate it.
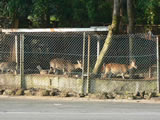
[0,33,18,74]
[0,31,158,94]
[89,33,157,93]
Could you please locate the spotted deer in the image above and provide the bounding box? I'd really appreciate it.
[49,58,66,74]
[49,58,82,76]
[102,60,137,79]
[0,61,17,74]
[65,60,82,76]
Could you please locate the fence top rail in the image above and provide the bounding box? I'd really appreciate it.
[1,27,108,33]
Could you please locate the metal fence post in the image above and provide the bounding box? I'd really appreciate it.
[87,35,91,94]
[15,35,18,70]
[129,34,134,79]
[157,36,160,93]
[82,32,86,94]
[0,32,2,61]
[20,34,24,88]
[97,35,100,59]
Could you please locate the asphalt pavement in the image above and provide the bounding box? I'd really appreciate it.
[0,96,160,120]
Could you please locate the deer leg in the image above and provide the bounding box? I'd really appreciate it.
[14,70,17,75]
[103,69,108,78]
[63,68,67,75]
[121,73,125,79]
[55,68,61,75]
[49,67,53,74]
[68,73,71,77]
[108,72,112,79]
[102,73,106,79]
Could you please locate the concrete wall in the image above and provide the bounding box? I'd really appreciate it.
[90,79,157,93]
[0,74,21,88]
[0,74,157,94]
[25,75,83,93]
[0,74,83,93]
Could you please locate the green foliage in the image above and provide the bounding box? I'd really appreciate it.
[86,0,112,25]
[53,0,75,27]
[54,0,112,27]
[0,0,7,16]
[72,0,89,27]
[30,0,55,27]
[7,0,29,18]
[135,0,160,25]
[0,0,32,27]
[0,0,160,28]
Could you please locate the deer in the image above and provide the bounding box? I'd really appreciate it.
[49,58,66,74]
[102,60,137,79]
[0,61,17,75]
[36,65,49,75]
[49,58,82,76]
[65,60,82,76]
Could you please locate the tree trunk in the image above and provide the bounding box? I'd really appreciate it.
[13,18,19,28]
[119,0,125,33]
[92,0,120,75]
[127,0,135,79]
[46,10,50,27]
[127,0,135,33]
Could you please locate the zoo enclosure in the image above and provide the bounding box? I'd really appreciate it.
[0,28,160,93]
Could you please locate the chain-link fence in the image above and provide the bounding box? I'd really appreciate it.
[23,32,84,76]
[0,29,159,94]
[90,34,157,78]
[89,33,158,93]
[0,33,18,74]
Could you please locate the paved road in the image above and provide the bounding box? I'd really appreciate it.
[0,97,160,120]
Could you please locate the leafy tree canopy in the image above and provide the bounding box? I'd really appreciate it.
[0,0,159,28]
